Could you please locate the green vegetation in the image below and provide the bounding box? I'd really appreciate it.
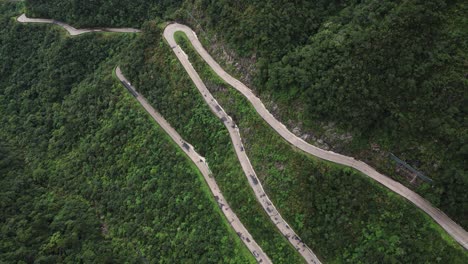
[0,3,253,263]
[120,22,304,263]
[24,0,467,231]
[174,31,468,263]
[25,0,182,27]
[8,0,468,262]
[186,0,468,230]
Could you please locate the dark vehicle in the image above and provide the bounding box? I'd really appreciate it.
[182,142,190,151]
[121,80,138,97]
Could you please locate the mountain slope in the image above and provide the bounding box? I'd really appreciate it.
[0,3,253,262]
[186,0,468,229]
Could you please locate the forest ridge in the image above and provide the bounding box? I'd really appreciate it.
[1,0,467,263]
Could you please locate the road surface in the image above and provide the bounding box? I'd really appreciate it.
[17,14,140,35]
[17,15,270,262]
[164,26,322,264]
[115,67,272,264]
[163,23,468,251]
[18,12,467,255]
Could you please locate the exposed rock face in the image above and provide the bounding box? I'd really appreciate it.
[292,126,301,136]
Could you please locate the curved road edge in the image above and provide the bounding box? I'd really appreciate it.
[115,66,272,264]
[164,28,322,264]
[163,23,468,251]
[16,14,271,262]
[17,14,140,35]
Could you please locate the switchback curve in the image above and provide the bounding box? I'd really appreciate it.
[163,23,468,251]
[17,14,141,35]
[164,25,322,264]
[16,15,271,263]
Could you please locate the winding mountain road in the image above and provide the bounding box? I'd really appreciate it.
[116,67,271,263]
[164,25,322,264]
[16,12,467,262]
[163,23,468,251]
[17,15,271,263]
[17,14,141,35]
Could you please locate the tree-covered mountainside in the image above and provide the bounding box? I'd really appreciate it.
[174,32,468,263]
[187,0,468,229]
[0,3,252,263]
[118,23,305,263]
[5,0,468,262]
[24,0,467,230]
[25,0,182,27]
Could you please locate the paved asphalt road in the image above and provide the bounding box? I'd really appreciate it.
[17,12,467,259]
[17,15,270,263]
[164,26,322,264]
[163,23,468,251]
[116,67,272,264]
[17,14,140,35]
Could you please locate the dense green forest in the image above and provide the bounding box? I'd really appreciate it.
[25,0,182,27]
[187,0,468,229]
[119,22,305,263]
[5,0,468,262]
[175,32,468,263]
[24,0,467,230]
[0,3,253,263]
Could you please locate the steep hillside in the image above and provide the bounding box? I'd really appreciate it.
[186,0,468,229]
[8,0,468,262]
[119,22,305,263]
[174,32,468,263]
[25,0,182,27]
[0,3,253,263]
